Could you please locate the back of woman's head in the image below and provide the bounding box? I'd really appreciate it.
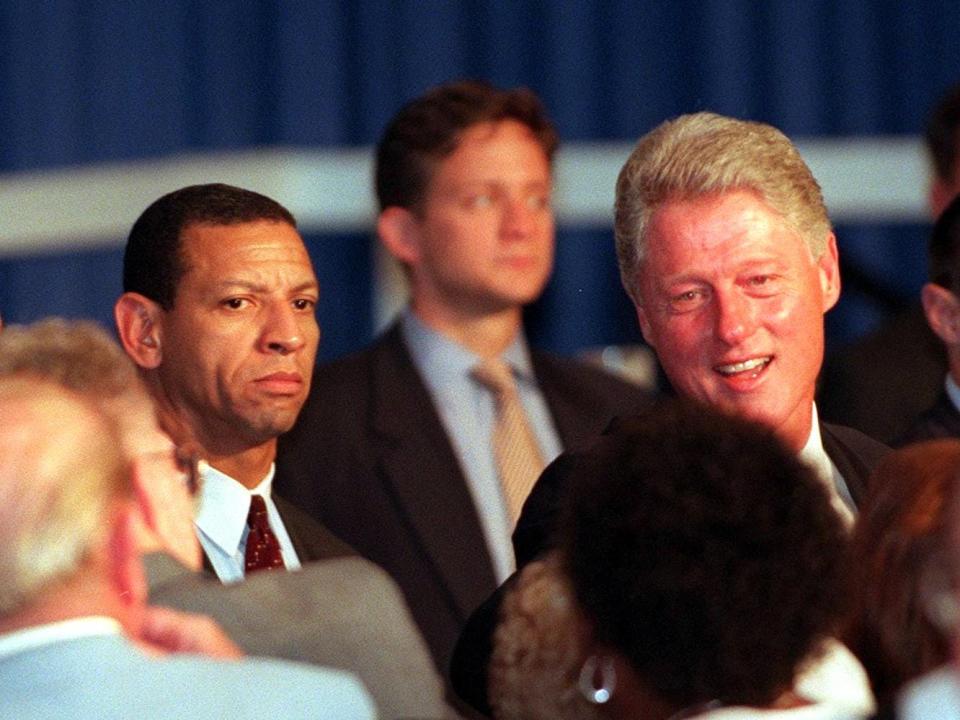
[561,399,847,708]
[847,439,960,705]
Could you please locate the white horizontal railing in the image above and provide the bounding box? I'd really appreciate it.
[0,137,929,257]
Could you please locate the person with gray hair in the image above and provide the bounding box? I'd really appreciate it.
[451,112,889,715]
[612,112,882,499]
[0,372,374,718]
[0,318,454,720]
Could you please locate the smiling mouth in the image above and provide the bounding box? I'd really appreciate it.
[715,356,772,378]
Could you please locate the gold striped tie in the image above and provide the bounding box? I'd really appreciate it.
[472,358,546,525]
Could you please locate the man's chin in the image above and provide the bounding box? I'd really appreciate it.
[702,393,779,428]
[239,412,300,444]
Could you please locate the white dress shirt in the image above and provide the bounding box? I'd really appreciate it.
[799,404,857,528]
[194,462,301,583]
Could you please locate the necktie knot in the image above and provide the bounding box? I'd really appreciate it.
[472,358,518,399]
[245,494,285,574]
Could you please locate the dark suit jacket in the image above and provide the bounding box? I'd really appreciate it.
[818,304,947,443]
[146,553,455,720]
[893,391,960,447]
[274,322,652,676]
[200,493,355,575]
[449,416,890,715]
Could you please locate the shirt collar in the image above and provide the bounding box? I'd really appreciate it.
[194,462,274,557]
[400,309,536,385]
[798,403,832,483]
[945,373,960,412]
[799,403,855,527]
[0,616,122,661]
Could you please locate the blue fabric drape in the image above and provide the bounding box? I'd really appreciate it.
[2,0,960,358]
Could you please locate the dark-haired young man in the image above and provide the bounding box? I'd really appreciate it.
[115,183,354,582]
[275,80,649,672]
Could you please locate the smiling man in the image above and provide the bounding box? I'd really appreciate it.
[613,112,886,515]
[450,112,892,715]
[115,184,353,582]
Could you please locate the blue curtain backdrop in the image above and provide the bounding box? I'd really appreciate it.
[2,1,960,359]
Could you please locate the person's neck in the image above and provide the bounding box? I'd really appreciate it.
[144,378,276,489]
[776,402,816,455]
[204,441,276,489]
[0,574,130,640]
[410,302,523,359]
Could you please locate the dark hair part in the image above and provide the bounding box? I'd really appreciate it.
[925,83,960,184]
[561,399,847,708]
[846,440,960,707]
[123,183,297,310]
[929,194,960,291]
[374,79,559,212]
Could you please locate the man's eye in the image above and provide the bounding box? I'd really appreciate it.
[465,194,493,209]
[292,299,315,311]
[222,298,248,310]
[527,194,550,210]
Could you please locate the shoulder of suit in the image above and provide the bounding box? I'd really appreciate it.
[530,348,655,401]
[821,422,891,464]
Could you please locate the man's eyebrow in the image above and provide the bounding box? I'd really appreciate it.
[290,280,320,294]
[213,279,319,294]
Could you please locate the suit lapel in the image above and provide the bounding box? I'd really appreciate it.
[367,326,497,619]
[820,422,874,508]
[532,351,624,450]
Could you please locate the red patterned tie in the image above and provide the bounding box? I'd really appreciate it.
[244,495,285,574]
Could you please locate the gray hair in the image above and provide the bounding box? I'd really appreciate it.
[614,112,831,304]
[0,318,155,457]
[0,378,126,614]
[0,319,148,614]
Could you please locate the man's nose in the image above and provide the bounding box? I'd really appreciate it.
[501,195,538,238]
[714,290,757,346]
[260,303,308,355]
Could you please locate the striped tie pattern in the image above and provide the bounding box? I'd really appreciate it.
[472,358,546,525]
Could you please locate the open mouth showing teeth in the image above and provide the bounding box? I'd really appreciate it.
[715,357,772,376]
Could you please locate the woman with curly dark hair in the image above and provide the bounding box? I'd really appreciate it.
[489,399,872,720]
[845,439,960,707]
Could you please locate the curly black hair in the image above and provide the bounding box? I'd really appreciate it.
[561,399,848,708]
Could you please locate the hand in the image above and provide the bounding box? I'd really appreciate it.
[138,605,245,659]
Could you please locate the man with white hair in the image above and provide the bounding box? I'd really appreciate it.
[0,374,373,719]
[0,318,452,720]
[452,111,890,714]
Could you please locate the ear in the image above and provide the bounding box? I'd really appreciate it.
[115,293,164,369]
[377,206,422,266]
[922,282,960,346]
[107,502,148,610]
[930,178,952,219]
[130,455,203,572]
[816,233,841,313]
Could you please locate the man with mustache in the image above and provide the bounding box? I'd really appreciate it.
[115,183,353,581]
